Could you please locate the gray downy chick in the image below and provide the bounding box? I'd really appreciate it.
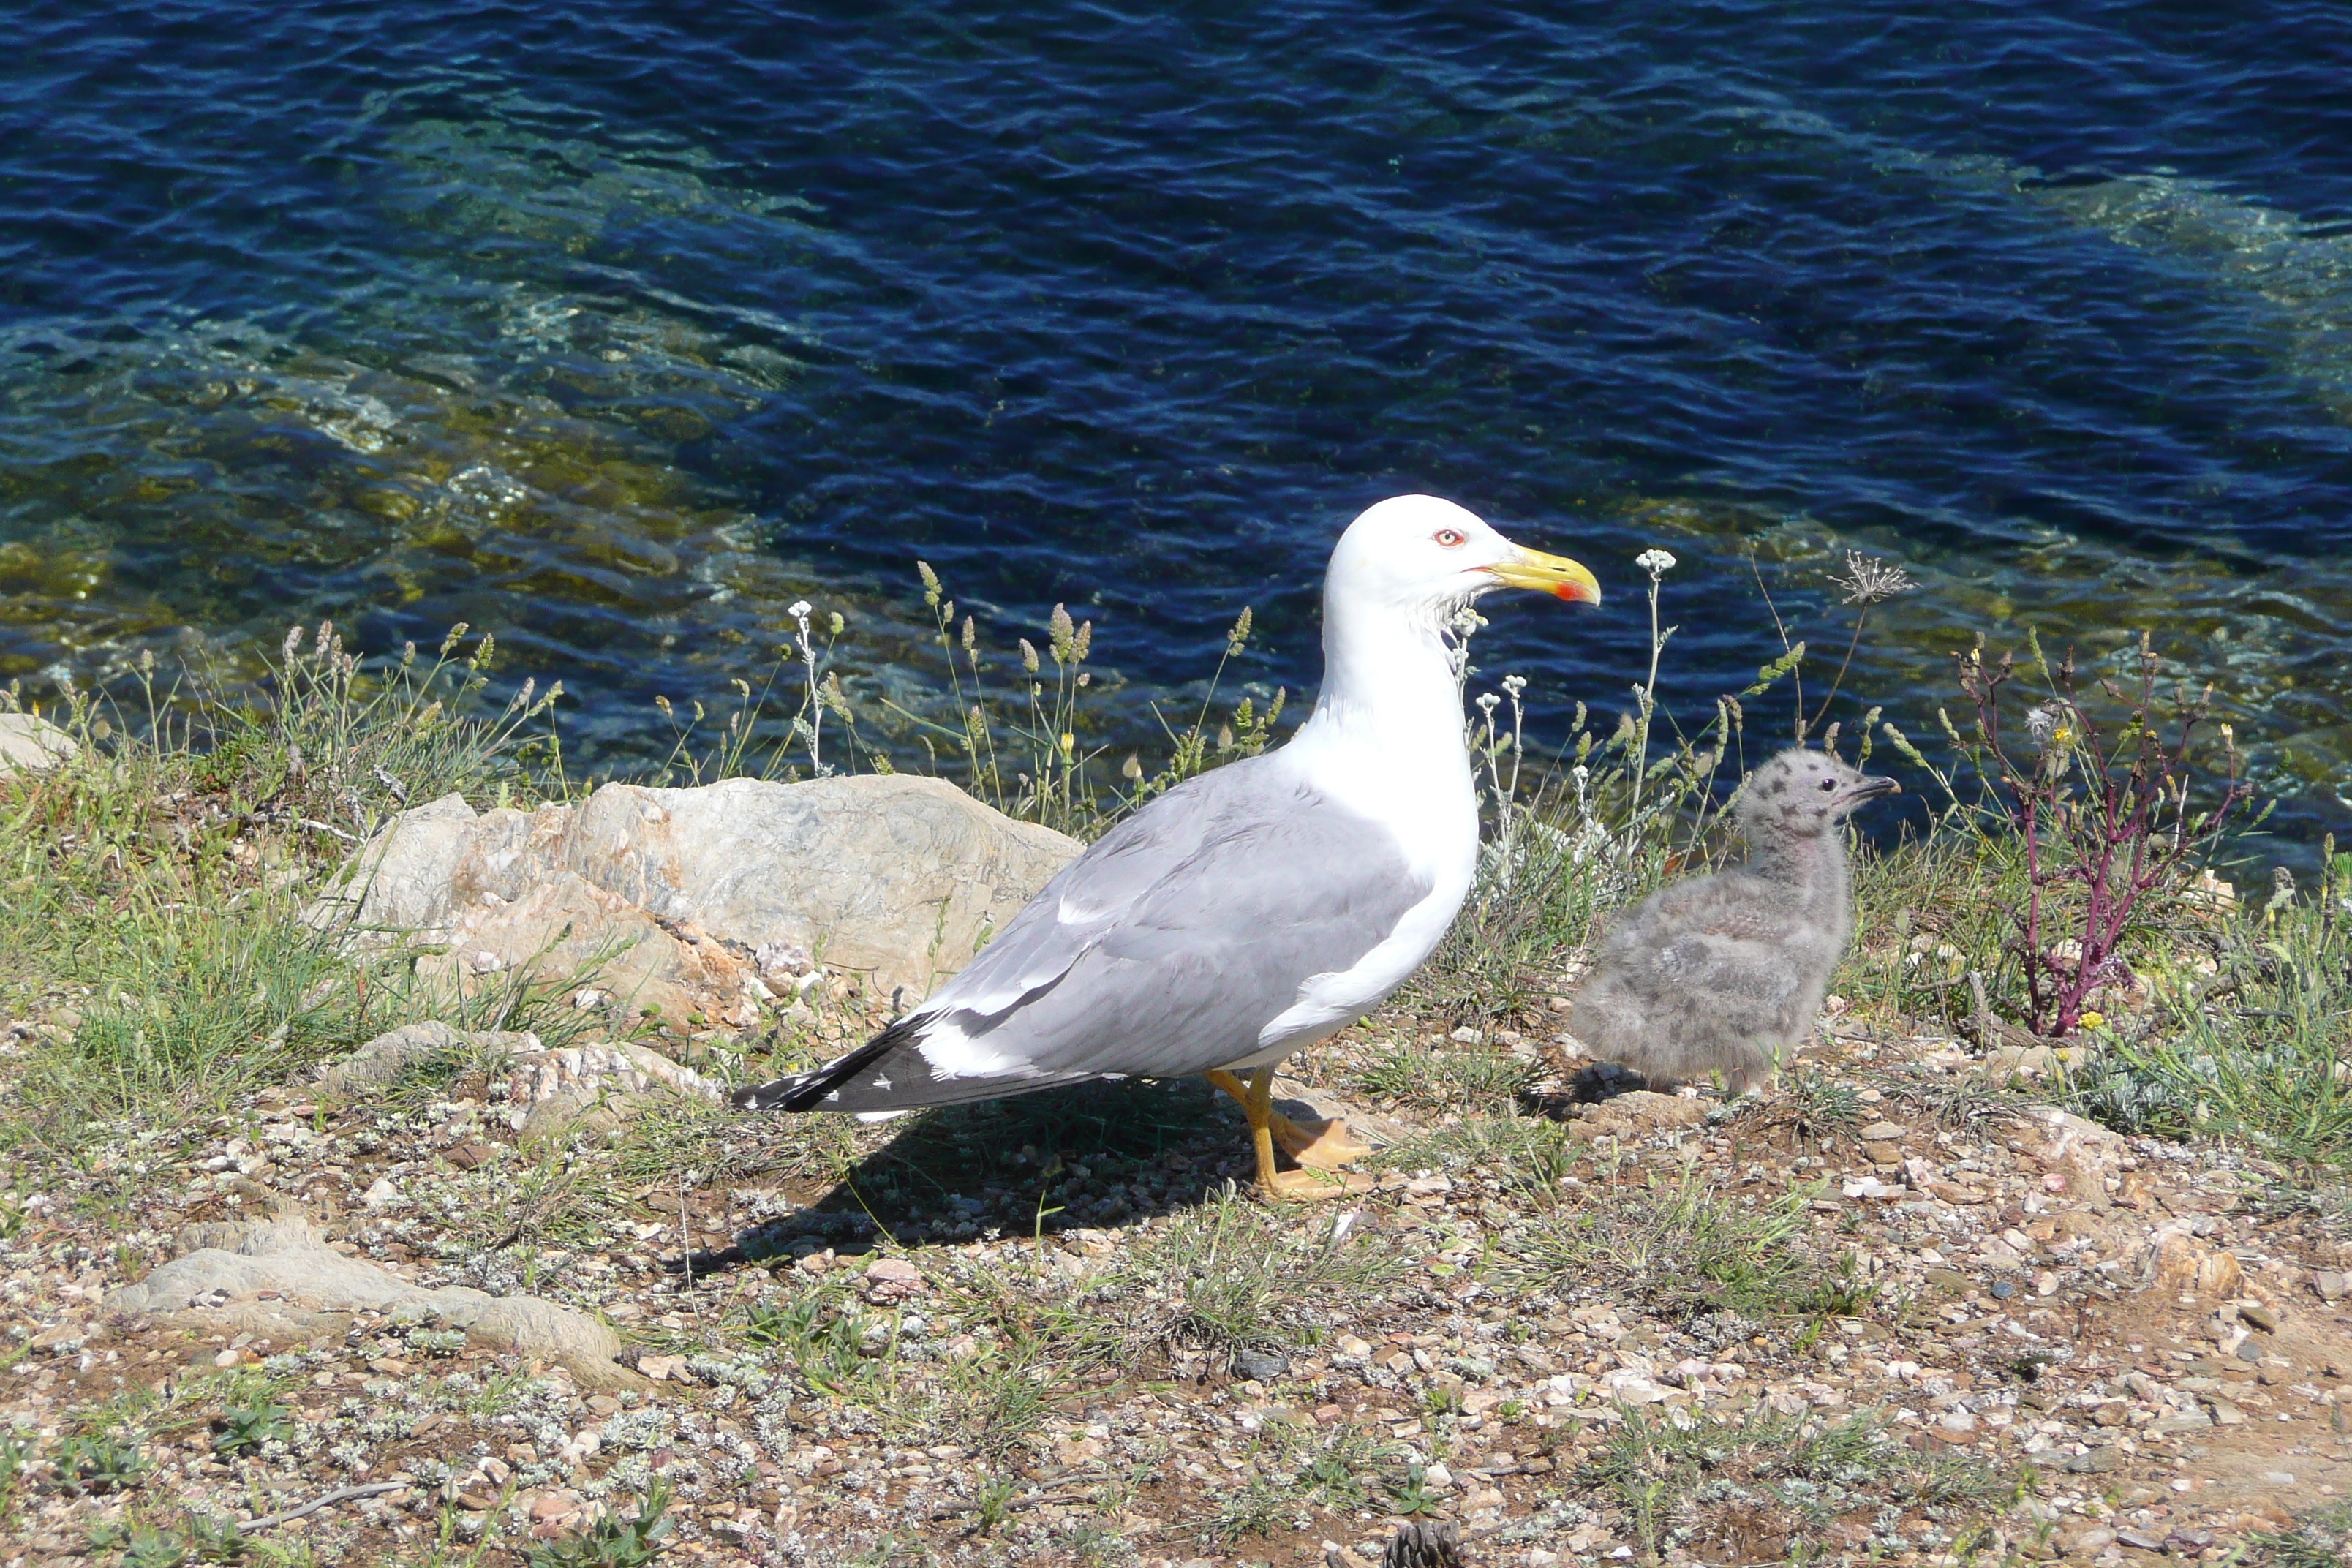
[1569,747,1898,1095]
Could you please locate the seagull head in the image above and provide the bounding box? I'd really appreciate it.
[1736,747,1901,840]
[1327,495,1600,620]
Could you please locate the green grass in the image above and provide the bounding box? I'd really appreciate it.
[1511,1168,1825,1316]
[1354,1039,1538,1115]
[1109,1185,1393,1362]
[2248,1499,2352,1568]
[1575,1404,2000,1563]
[2070,856,2352,1163]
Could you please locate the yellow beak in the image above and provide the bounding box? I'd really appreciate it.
[1485,543,1602,606]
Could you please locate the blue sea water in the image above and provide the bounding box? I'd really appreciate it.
[3,1,2349,837]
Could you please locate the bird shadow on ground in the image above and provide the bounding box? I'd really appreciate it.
[685,1075,1295,1277]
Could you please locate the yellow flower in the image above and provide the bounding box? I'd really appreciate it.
[2078,1010,2106,1031]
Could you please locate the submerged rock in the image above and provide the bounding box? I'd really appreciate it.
[306,773,1079,1024]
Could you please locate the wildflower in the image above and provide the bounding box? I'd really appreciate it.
[1226,607,1253,657]
[1019,638,1040,674]
[788,599,813,621]
[2078,1009,2106,1031]
[2025,705,2076,752]
[1635,548,1677,580]
[1122,753,1142,781]
[1832,551,1914,606]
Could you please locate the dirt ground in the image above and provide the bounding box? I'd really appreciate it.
[2,998,2345,1568]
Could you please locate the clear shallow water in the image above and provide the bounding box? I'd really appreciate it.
[4,2,2351,837]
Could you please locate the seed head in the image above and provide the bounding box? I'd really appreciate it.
[1832,551,1914,607]
[1635,548,1677,581]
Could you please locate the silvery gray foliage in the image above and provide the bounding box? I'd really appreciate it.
[1569,747,1896,1093]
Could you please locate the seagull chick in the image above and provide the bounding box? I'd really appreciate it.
[1569,747,1896,1095]
[734,495,1602,1201]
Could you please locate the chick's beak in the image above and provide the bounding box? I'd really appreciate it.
[1845,775,1901,804]
[1485,542,1602,606]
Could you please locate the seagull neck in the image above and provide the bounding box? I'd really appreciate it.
[1299,599,1469,764]
[1750,829,1850,913]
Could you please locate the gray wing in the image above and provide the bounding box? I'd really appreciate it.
[743,754,1431,1114]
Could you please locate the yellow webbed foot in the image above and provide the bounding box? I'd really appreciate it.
[1268,1111,1374,1171]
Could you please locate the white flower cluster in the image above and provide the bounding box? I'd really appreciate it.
[1635,548,1677,581]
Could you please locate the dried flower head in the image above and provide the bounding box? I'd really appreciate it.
[1833,551,1915,606]
[2024,704,2077,752]
[1635,548,1677,580]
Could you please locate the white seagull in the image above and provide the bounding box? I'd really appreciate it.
[734,495,1601,1199]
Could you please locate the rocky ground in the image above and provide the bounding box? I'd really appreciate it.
[3,982,2346,1568]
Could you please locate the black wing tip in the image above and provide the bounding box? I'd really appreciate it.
[732,1014,928,1115]
[731,1076,812,1112]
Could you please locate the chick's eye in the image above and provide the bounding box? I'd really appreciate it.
[1433,528,1465,548]
[1820,777,1837,792]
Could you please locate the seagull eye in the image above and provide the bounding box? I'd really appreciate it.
[1433,529,1465,548]
[1820,778,1837,792]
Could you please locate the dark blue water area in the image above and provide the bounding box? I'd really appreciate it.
[3,1,2350,845]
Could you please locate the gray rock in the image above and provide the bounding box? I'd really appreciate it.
[504,1040,727,1142]
[1231,1347,1290,1382]
[307,774,1079,1018]
[0,713,78,777]
[316,1021,542,1098]
[105,1213,637,1387]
